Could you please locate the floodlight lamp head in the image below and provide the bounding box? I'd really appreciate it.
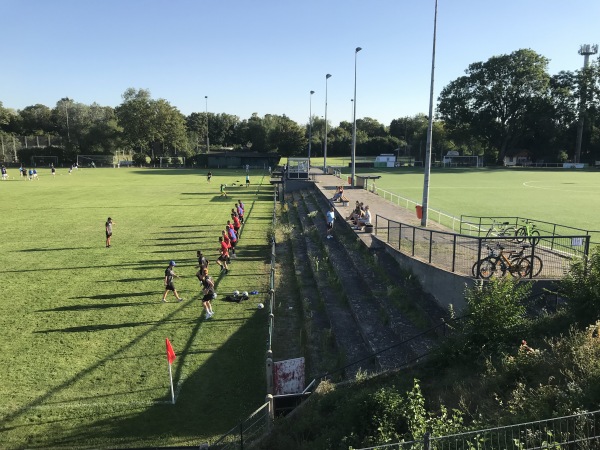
[326,74,332,79]
[310,90,315,94]
[355,47,362,53]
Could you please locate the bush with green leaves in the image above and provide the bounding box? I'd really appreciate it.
[561,247,600,325]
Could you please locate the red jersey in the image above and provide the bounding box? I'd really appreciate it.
[220,240,229,256]
[233,216,241,229]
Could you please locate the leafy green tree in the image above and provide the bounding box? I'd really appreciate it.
[115,88,156,155]
[0,101,10,127]
[438,49,551,164]
[356,117,387,138]
[267,114,306,156]
[19,104,53,135]
[236,113,268,151]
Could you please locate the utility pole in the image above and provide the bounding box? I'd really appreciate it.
[575,44,598,164]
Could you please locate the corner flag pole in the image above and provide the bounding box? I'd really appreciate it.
[166,338,177,404]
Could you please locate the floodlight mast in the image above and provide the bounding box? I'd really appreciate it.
[575,44,598,164]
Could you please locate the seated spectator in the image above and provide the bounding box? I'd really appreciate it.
[350,202,364,222]
[357,206,372,227]
[331,186,344,201]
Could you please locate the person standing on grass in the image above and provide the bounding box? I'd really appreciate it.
[217,236,229,274]
[326,207,335,239]
[51,163,56,177]
[196,250,209,273]
[237,201,245,223]
[199,270,215,319]
[105,217,116,247]
[245,173,250,187]
[232,212,241,237]
[220,183,227,198]
[207,171,212,183]
[1,165,7,180]
[162,260,184,303]
[227,221,238,258]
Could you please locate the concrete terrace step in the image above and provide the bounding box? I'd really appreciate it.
[287,194,376,377]
[295,191,413,371]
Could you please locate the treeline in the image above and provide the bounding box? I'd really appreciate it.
[1,48,600,165]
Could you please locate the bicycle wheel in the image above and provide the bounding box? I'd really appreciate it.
[514,227,527,243]
[527,255,543,277]
[477,257,499,279]
[509,258,531,278]
[499,226,517,238]
[528,230,540,246]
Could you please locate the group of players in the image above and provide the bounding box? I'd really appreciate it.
[161,199,246,320]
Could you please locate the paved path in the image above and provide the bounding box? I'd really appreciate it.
[309,169,450,247]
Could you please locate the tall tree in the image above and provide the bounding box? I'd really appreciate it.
[437,49,551,164]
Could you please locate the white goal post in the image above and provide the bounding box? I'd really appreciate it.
[32,156,58,167]
[77,154,116,167]
[159,157,186,168]
[442,155,482,167]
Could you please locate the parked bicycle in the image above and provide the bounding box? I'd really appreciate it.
[515,219,540,245]
[472,244,543,279]
[484,219,517,240]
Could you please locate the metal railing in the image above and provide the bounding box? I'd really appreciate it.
[375,215,590,279]
[372,186,463,231]
[210,401,272,450]
[352,408,600,449]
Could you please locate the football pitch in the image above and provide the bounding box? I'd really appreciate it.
[1,164,599,449]
[0,167,273,449]
[336,164,600,235]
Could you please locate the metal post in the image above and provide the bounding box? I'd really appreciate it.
[351,48,362,187]
[308,90,314,168]
[575,44,598,163]
[324,74,331,172]
[204,96,210,153]
[421,0,438,227]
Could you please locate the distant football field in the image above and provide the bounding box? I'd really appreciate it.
[325,161,600,234]
[0,167,272,449]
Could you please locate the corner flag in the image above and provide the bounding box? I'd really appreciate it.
[166,338,176,364]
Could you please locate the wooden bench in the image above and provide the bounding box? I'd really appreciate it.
[339,195,350,206]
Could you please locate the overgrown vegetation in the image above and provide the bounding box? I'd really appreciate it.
[259,248,600,449]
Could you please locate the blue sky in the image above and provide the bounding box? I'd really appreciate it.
[2,0,600,128]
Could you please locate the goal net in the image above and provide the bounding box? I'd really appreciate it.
[159,157,186,168]
[442,155,482,167]
[32,156,58,167]
[76,154,116,168]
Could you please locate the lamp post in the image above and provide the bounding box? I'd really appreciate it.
[323,74,332,172]
[421,0,438,227]
[351,47,362,187]
[308,90,315,168]
[205,95,210,153]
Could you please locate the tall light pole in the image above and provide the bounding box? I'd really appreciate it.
[323,74,332,172]
[308,90,315,167]
[351,47,362,187]
[421,0,438,227]
[64,97,71,144]
[575,44,598,164]
[205,95,210,153]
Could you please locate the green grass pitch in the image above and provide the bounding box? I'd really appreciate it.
[0,167,273,449]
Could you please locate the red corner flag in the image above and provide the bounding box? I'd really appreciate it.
[166,338,176,365]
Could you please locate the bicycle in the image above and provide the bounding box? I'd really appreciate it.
[473,244,535,279]
[484,219,516,240]
[515,219,540,245]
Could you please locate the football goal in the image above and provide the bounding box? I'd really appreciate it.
[159,157,186,168]
[442,155,482,167]
[76,154,116,168]
[32,155,58,167]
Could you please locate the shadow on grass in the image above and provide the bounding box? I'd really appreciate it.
[43,312,268,447]
[18,247,95,252]
[37,302,138,312]
[72,291,157,300]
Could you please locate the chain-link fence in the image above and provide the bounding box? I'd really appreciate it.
[351,408,600,450]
